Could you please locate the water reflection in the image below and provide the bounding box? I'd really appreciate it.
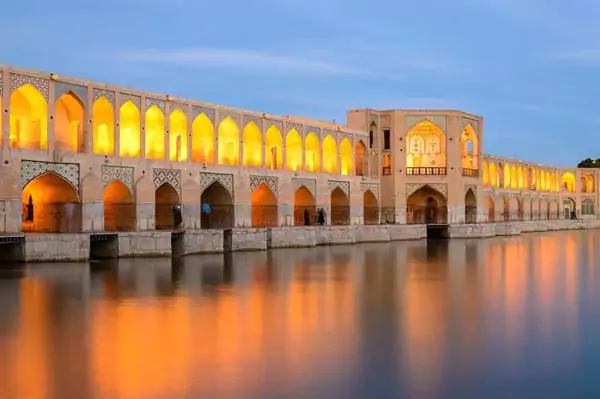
[1,231,600,398]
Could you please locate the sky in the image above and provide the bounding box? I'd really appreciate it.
[3,0,600,166]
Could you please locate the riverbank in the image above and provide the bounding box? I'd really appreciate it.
[3,219,600,263]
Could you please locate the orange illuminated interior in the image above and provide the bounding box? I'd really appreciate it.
[10,84,48,150]
[191,113,214,164]
[93,96,115,155]
[285,129,302,172]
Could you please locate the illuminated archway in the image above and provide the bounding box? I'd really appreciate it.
[169,109,188,162]
[21,172,81,233]
[489,162,497,188]
[364,190,379,225]
[10,84,48,150]
[144,105,165,160]
[285,128,302,172]
[191,113,214,164]
[294,186,316,226]
[93,96,114,155]
[517,166,524,189]
[243,121,262,168]
[340,138,353,176]
[502,197,509,221]
[406,120,446,169]
[322,135,338,174]
[503,164,511,189]
[545,172,552,191]
[331,187,350,225]
[460,124,478,170]
[304,132,320,172]
[54,92,84,153]
[155,183,180,230]
[119,101,141,157]
[561,172,576,193]
[103,180,136,231]
[465,189,477,223]
[582,174,594,193]
[218,116,240,166]
[511,165,518,189]
[486,196,495,222]
[482,161,489,187]
[251,183,278,227]
[201,181,234,229]
[266,125,283,170]
[406,185,447,224]
[355,141,367,176]
[498,162,504,187]
[509,197,521,221]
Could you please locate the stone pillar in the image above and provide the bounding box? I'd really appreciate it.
[350,180,363,225]
[0,163,21,233]
[165,104,171,162]
[114,94,121,157]
[85,85,93,154]
[181,177,201,229]
[80,169,104,232]
[186,104,193,163]
[2,66,9,161]
[140,95,147,160]
[47,81,55,154]
[318,179,331,225]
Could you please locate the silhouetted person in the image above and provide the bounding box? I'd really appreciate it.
[304,208,310,226]
[25,195,34,222]
[571,211,577,220]
[173,205,183,229]
[318,208,325,225]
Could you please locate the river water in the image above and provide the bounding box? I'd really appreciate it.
[1,231,600,398]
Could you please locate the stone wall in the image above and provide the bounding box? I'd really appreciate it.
[182,230,223,255]
[118,231,171,257]
[24,234,89,262]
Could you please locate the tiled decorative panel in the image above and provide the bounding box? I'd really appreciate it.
[405,115,447,132]
[323,130,337,140]
[168,102,186,114]
[21,160,80,192]
[153,168,181,191]
[249,175,278,198]
[119,93,141,108]
[361,183,379,201]
[93,88,115,104]
[328,180,350,196]
[54,82,87,107]
[10,74,49,100]
[406,183,447,198]
[145,98,165,111]
[101,165,134,192]
[462,117,480,135]
[303,125,320,136]
[292,178,316,197]
[243,115,261,129]
[200,172,233,195]
[265,120,283,132]
[217,109,241,125]
[285,121,303,135]
[192,106,215,120]
[465,184,477,194]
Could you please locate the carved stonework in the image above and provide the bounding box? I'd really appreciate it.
[265,120,283,132]
[93,88,115,104]
[405,115,447,132]
[323,130,337,141]
[168,102,186,114]
[303,125,320,136]
[369,114,378,126]
[21,160,80,192]
[465,184,477,194]
[361,182,379,201]
[406,183,447,198]
[54,82,87,107]
[192,106,215,120]
[10,73,49,100]
[101,165,134,192]
[243,114,261,128]
[217,109,241,125]
[292,178,316,197]
[153,168,181,191]
[145,98,165,111]
[250,175,278,198]
[285,121,303,135]
[462,117,480,135]
[328,180,350,196]
[0,72,3,93]
[200,172,234,195]
[119,94,141,108]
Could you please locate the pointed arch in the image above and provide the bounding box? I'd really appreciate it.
[294,185,316,226]
[509,197,521,221]
[461,124,479,170]
[504,164,511,189]
[340,137,353,176]
[465,188,477,223]
[561,172,576,193]
[502,197,509,221]
[243,121,263,168]
[406,120,446,169]
[363,190,379,225]
[155,183,180,230]
[191,113,214,164]
[285,128,302,172]
[482,161,489,187]
[218,116,240,166]
[331,187,350,225]
[201,181,234,229]
[322,135,338,174]
[145,105,165,160]
[406,185,447,224]
[119,100,141,157]
[103,179,136,231]
[251,183,278,227]
[354,140,367,176]
[489,162,497,188]
[54,92,84,153]
[486,196,495,222]
[169,109,188,162]
[511,165,518,189]
[21,171,81,233]
[304,132,320,172]
[93,96,115,155]
[10,83,48,150]
[266,125,283,169]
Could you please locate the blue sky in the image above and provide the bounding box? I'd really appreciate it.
[3,0,600,166]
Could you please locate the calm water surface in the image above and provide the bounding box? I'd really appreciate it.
[2,231,600,398]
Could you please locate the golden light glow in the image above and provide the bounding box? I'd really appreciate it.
[285,129,302,172]
[251,183,278,227]
[489,162,497,187]
[144,105,165,160]
[482,161,489,187]
[561,172,576,193]
[406,120,446,168]
[460,124,478,169]
[304,132,320,172]
[10,84,48,150]
[103,180,135,231]
[169,109,188,162]
[119,101,141,158]
[54,92,83,153]
[266,125,282,170]
[354,141,366,176]
[218,116,239,166]
[486,196,495,221]
[294,185,316,225]
[243,121,262,168]
[191,113,214,164]
[322,135,338,174]
[582,174,594,193]
[504,164,511,189]
[93,96,114,155]
[511,165,518,189]
[340,138,353,176]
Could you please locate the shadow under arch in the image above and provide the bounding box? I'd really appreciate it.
[104,180,136,231]
[363,190,379,225]
[155,183,181,230]
[465,188,477,223]
[406,185,447,224]
[201,181,234,229]
[294,185,316,226]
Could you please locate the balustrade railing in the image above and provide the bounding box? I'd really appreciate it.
[406,167,447,176]
[462,168,479,177]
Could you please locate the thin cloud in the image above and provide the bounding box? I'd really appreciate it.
[552,50,600,65]
[120,48,404,80]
